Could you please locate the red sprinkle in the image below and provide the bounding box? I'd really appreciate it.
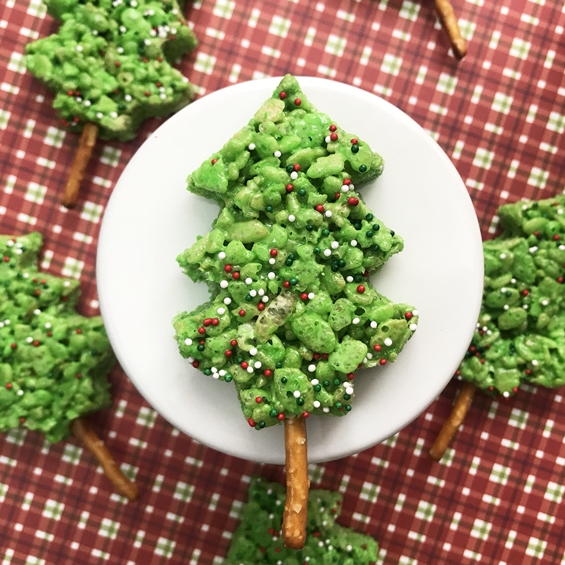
[211,158,218,164]
[282,280,291,288]
[238,309,246,317]
[241,361,249,369]
[294,98,301,106]
[293,163,301,171]
[211,318,220,326]
[330,132,338,141]
[300,292,309,301]
[270,249,278,257]
[347,197,359,206]
[521,289,529,296]
[329,124,337,132]
[302,411,310,419]
[224,349,233,357]
[2,256,9,262]
[263,369,273,377]
[346,373,355,380]
[279,91,287,100]
[255,396,263,403]
[379,359,387,366]
[10,343,17,350]
[203,318,213,326]
[350,138,359,144]
[5,383,13,389]
[285,183,294,193]
[192,360,200,368]
[257,302,265,311]
[277,413,285,421]
[405,311,413,320]
[557,276,564,283]
[247,417,256,427]
[356,284,366,293]
[315,204,325,213]
[552,234,561,241]
[343,178,352,185]
[230,339,238,347]
[373,344,382,352]
[197,327,206,335]
[232,271,241,280]
[224,264,233,272]
[32,340,41,347]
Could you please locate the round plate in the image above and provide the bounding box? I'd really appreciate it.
[97,76,483,464]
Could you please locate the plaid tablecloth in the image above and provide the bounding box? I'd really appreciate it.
[1,0,563,563]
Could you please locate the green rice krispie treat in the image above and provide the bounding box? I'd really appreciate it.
[0,233,114,442]
[225,477,379,565]
[26,0,197,140]
[174,75,418,429]
[458,195,565,396]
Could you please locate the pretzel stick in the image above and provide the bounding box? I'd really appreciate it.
[71,417,138,500]
[429,382,476,461]
[62,122,98,208]
[434,0,468,59]
[283,416,309,549]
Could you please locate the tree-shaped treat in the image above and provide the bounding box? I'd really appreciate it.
[25,0,197,206]
[0,232,137,499]
[430,195,565,460]
[225,477,379,564]
[173,75,418,546]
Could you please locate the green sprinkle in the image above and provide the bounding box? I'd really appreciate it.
[372,223,380,231]
[335,401,342,408]
[366,231,373,238]
[344,404,352,412]
[203,368,212,376]
[333,378,341,385]
[197,344,205,351]
[365,214,374,221]
[281,376,288,383]
[269,409,278,417]
[359,164,367,172]
[322,229,330,236]
[296,398,304,406]
[314,384,322,392]
[290,277,298,285]
[351,145,359,154]
[224,374,233,382]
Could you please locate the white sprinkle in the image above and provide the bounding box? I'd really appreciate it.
[341,185,350,192]
[288,214,296,222]
[560,245,565,250]
[262,296,269,303]
[502,391,510,398]
[212,373,220,380]
[6,240,13,247]
[219,370,226,377]
[523,304,529,310]
[249,290,257,297]
[346,544,353,551]
[370,321,378,328]
[499,253,507,259]
[223,297,232,305]
[269,258,276,264]
[248,143,256,150]
[350,239,358,247]
[75,45,83,52]
[511,278,516,284]
[366,352,373,359]
[330,241,339,249]
[96,112,104,119]
[325,210,332,218]
[323,249,332,257]
[345,387,354,395]
[352,317,360,325]
[33,309,41,315]
[412,310,419,316]
[541,299,549,306]
[311,379,319,385]
[187,357,193,363]
[218,251,226,259]
[384,337,393,346]
[313,400,321,408]
[217,307,226,315]
[531,359,539,366]
[254,361,262,369]
[349,184,355,190]
[290,171,298,180]
[323,407,330,413]
[346,276,354,283]
[245,277,253,285]
[503,304,509,310]
[246,366,254,374]
[308,292,315,299]
[293,390,301,398]
[325,135,331,143]
[220,280,228,289]
[249,347,257,356]
[25,337,33,343]
[258,288,265,296]
[184,338,192,346]
[529,246,538,253]
[63,281,71,287]
[410,323,418,331]
[83,100,91,107]
[307,364,316,373]
[17,390,24,396]
[273,150,282,158]
[268,272,276,280]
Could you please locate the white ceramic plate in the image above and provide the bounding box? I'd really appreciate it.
[97,77,483,464]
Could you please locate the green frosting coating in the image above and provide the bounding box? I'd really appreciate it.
[460,196,565,396]
[174,75,418,429]
[25,0,197,140]
[225,478,379,565]
[0,233,114,442]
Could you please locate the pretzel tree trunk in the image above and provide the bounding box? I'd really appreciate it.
[429,382,476,461]
[434,0,468,59]
[283,416,309,549]
[71,417,138,501]
[62,122,99,208]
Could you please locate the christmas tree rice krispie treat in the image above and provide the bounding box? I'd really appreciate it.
[174,75,418,547]
[430,195,565,460]
[225,477,379,565]
[0,232,137,499]
[25,0,197,205]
